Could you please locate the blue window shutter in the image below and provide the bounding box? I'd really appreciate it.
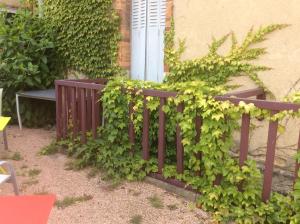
[131,0,147,80]
[146,0,166,82]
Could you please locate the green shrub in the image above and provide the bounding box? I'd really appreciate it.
[0,8,62,126]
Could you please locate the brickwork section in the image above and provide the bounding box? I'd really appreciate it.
[165,0,174,72]
[166,0,174,31]
[114,0,173,71]
[114,0,131,69]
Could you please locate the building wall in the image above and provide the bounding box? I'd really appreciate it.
[174,0,300,192]
[114,0,174,71]
[114,0,131,70]
[0,0,20,8]
[173,0,300,99]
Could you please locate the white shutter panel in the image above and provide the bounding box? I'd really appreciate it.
[131,0,147,80]
[146,0,166,82]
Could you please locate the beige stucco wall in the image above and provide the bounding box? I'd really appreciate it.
[0,0,20,8]
[174,0,300,100]
[174,0,300,192]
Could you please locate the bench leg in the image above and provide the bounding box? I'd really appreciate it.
[10,173,19,195]
[2,162,19,195]
[3,129,8,150]
[16,94,22,130]
[8,163,19,195]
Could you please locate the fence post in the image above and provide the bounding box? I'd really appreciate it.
[55,82,62,140]
[80,88,87,143]
[96,91,101,127]
[62,86,68,138]
[158,97,166,174]
[70,87,78,139]
[195,115,203,176]
[142,96,150,160]
[262,111,279,202]
[91,90,97,139]
[239,113,251,166]
[176,103,184,174]
[129,97,135,156]
[294,131,300,184]
[86,89,92,131]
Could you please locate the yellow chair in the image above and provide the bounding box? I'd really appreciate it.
[0,88,10,150]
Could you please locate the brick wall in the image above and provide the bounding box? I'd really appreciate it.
[114,0,131,70]
[166,0,174,31]
[114,0,173,71]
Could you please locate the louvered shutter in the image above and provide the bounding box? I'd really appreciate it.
[145,0,166,82]
[131,0,147,80]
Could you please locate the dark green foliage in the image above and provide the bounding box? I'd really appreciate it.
[44,0,121,78]
[0,8,62,126]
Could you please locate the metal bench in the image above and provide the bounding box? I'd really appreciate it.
[16,89,56,130]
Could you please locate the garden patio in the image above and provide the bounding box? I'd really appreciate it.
[0,0,300,224]
[1,126,210,224]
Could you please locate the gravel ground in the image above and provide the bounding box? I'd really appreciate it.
[0,126,211,224]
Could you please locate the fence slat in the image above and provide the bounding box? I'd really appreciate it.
[70,87,78,139]
[195,115,203,176]
[142,97,150,160]
[96,91,101,127]
[55,83,62,140]
[86,89,92,131]
[91,90,97,139]
[295,130,300,183]
[240,113,251,166]
[129,99,135,155]
[176,103,184,174]
[77,87,81,132]
[62,86,68,138]
[262,111,279,202]
[158,98,166,174]
[80,88,87,143]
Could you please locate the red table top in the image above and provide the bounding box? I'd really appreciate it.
[0,195,56,224]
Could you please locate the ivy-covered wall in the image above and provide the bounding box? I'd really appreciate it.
[44,0,121,78]
[173,0,300,99]
[172,0,300,192]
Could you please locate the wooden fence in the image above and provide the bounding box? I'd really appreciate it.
[55,79,107,142]
[55,79,300,202]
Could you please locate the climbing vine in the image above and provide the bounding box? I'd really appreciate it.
[164,21,288,97]
[43,77,300,223]
[43,0,120,78]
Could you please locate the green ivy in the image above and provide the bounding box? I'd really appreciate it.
[44,76,300,223]
[43,0,121,78]
[164,21,288,97]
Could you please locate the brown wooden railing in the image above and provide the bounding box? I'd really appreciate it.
[216,89,300,202]
[55,79,107,142]
[55,79,300,202]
